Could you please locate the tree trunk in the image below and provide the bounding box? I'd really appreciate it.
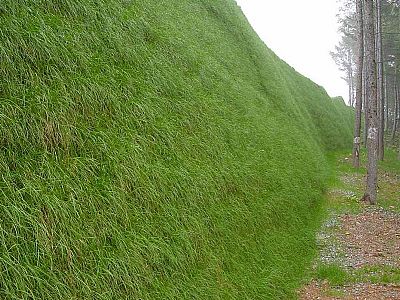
[397,88,400,159]
[347,48,354,107]
[348,68,354,107]
[376,0,384,161]
[364,83,369,146]
[363,9,368,148]
[393,88,400,159]
[353,0,364,168]
[392,78,398,143]
[398,143,400,160]
[364,0,378,205]
[384,73,389,132]
[396,83,400,140]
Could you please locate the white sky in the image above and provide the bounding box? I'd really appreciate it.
[235,0,349,103]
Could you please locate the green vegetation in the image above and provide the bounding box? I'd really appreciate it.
[354,265,400,285]
[316,264,349,286]
[314,262,400,287]
[380,148,400,175]
[0,0,353,299]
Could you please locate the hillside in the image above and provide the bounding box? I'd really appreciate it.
[0,0,353,299]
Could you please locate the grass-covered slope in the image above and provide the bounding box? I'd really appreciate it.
[0,1,352,299]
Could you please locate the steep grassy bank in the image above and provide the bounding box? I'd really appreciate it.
[0,0,352,299]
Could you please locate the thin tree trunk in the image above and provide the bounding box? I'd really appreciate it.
[363,8,368,148]
[376,0,385,161]
[397,88,400,159]
[364,86,369,146]
[353,0,364,168]
[349,70,353,107]
[384,73,389,131]
[347,48,354,107]
[393,88,400,159]
[398,142,400,160]
[350,50,354,107]
[351,69,354,107]
[392,78,398,143]
[396,83,400,139]
[364,0,378,205]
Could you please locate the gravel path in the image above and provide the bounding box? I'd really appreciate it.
[300,281,400,300]
[298,159,400,300]
[339,208,400,269]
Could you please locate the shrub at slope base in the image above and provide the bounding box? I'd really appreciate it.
[0,0,352,299]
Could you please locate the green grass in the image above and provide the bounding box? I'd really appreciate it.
[378,148,400,212]
[313,264,400,292]
[316,264,349,286]
[380,148,400,174]
[0,1,353,299]
[315,265,400,287]
[354,265,400,284]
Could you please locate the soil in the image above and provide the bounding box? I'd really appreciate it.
[300,281,400,300]
[298,156,400,300]
[339,209,400,269]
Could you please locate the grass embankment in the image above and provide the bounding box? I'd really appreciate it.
[0,1,352,299]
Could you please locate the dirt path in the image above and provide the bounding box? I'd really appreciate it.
[298,154,400,300]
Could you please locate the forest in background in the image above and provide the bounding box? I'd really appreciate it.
[332,0,400,204]
[332,0,400,148]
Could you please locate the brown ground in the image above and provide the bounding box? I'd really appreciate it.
[339,210,400,269]
[300,281,400,300]
[298,157,400,300]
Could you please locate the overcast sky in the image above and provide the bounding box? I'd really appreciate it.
[235,0,349,103]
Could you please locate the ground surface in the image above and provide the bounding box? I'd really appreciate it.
[299,151,400,299]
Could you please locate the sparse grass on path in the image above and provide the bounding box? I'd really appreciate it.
[299,149,400,300]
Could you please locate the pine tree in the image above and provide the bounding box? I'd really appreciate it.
[364,0,379,205]
[353,0,364,168]
[376,0,385,160]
